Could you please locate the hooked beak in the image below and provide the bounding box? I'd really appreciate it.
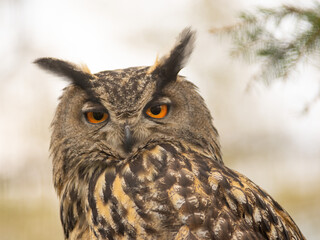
[123,124,134,153]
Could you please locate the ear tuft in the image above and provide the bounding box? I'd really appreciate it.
[34,57,96,90]
[149,27,196,81]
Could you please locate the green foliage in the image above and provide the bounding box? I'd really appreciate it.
[217,2,320,85]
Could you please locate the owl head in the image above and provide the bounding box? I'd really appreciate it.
[35,28,221,193]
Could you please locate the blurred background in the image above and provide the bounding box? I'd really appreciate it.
[0,0,319,239]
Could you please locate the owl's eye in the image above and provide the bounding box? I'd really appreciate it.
[85,111,109,124]
[146,104,168,119]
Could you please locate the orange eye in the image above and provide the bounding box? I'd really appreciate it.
[146,104,168,119]
[85,111,108,124]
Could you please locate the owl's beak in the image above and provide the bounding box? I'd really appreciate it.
[123,124,134,153]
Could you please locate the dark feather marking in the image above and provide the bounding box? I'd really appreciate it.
[261,217,271,232]
[198,166,210,180]
[226,190,238,206]
[78,164,87,180]
[193,154,210,171]
[266,204,279,225]
[129,155,144,174]
[127,227,137,240]
[109,200,125,235]
[120,204,128,218]
[143,225,157,234]
[192,214,205,227]
[216,213,233,239]
[281,220,290,240]
[258,224,269,239]
[132,197,145,210]
[160,173,176,190]
[92,228,99,238]
[147,153,166,172]
[60,202,68,238]
[185,154,212,192]
[103,170,116,204]
[257,187,269,199]
[245,202,254,215]
[99,215,108,226]
[171,158,182,171]
[161,143,178,155]
[160,148,168,165]
[136,208,151,220]
[178,171,193,187]
[76,199,82,218]
[223,167,244,188]
[254,193,267,210]
[183,157,192,171]
[66,204,77,233]
[106,230,116,240]
[62,149,69,175]
[98,228,109,239]
[219,176,231,190]
[69,187,77,201]
[271,198,284,212]
[178,141,187,152]
[123,171,141,191]
[178,185,193,197]
[88,168,102,226]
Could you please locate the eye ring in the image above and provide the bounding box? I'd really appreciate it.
[146,104,168,119]
[85,111,109,124]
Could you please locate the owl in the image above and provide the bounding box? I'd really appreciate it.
[35,28,305,240]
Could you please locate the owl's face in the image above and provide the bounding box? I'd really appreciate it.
[35,28,220,192]
[56,66,215,159]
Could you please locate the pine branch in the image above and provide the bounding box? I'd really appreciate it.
[211,2,320,85]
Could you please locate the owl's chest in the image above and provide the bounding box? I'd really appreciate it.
[86,143,213,239]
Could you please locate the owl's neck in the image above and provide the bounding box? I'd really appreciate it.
[178,130,223,164]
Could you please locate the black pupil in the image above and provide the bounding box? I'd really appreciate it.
[93,112,104,120]
[150,105,162,115]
